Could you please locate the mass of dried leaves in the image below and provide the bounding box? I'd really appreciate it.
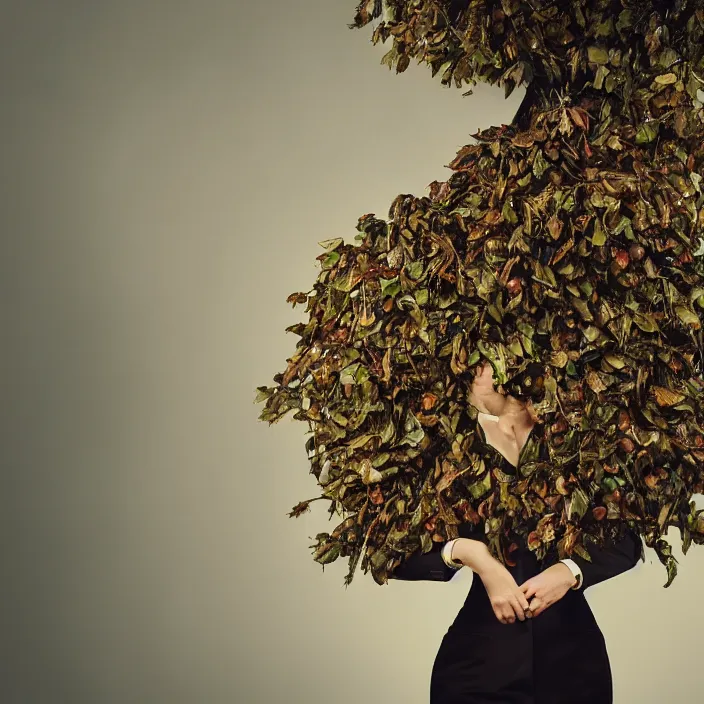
[256,0,704,587]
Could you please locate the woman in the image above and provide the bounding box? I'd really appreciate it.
[390,361,643,704]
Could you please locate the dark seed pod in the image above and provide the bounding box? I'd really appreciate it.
[629,243,646,261]
[506,277,522,295]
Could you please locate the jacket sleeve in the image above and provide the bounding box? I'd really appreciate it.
[567,527,643,591]
[388,539,458,582]
[388,523,487,582]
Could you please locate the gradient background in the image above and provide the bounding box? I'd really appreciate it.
[3,1,703,703]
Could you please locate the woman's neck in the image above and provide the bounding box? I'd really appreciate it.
[471,392,535,467]
[469,385,534,433]
[468,385,510,417]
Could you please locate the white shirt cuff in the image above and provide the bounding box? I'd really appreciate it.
[441,540,463,569]
[560,558,583,589]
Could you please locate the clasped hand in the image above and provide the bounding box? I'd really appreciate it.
[479,560,576,624]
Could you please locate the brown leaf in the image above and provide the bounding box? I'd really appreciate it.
[586,370,607,394]
[652,386,686,407]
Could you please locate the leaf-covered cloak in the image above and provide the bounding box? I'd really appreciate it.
[258,1,704,587]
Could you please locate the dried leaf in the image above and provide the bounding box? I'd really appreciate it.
[652,386,686,407]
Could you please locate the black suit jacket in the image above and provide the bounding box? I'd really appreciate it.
[390,523,644,702]
[390,522,643,591]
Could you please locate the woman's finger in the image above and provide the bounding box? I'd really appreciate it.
[516,588,531,612]
[520,580,538,600]
[501,604,516,624]
[530,596,549,617]
[509,595,526,622]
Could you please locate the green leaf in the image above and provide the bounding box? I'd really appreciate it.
[587,46,610,65]
[533,150,549,178]
[675,305,701,329]
[340,362,370,385]
[591,218,606,246]
[318,237,344,251]
[414,288,429,305]
[633,312,659,333]
[253,386,274,403]
[321,250,340,269]
[380,276,401,298]
[635,120,660,145]
[568,488,589,520]
[404,260,425,280]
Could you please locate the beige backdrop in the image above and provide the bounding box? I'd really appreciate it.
[3,1,702,703]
